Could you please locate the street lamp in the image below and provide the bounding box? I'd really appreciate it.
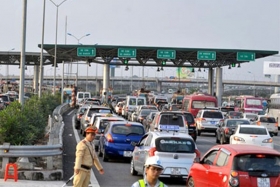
[49,0,69,95]
[67,33,91,87]
[248,71,256,96]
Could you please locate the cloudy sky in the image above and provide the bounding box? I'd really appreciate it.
[0,0,279,81]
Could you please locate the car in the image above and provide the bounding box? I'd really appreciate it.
[254,115,278,136]
[0,94,11,106]
[242,112,258,122]
[122,96,147,119]
[181,111,197,142]
[168,104,182,111]
[130,105,158,121]
[133,109,158,124]
[80,106,113,136]
[229,124,274,149]
[142,111,159,132]
[149,111,188,134]
[195,109,224,136]
[92,116,125,150]
[114,102,124,115]
[97,121,145,162]
[225,111,243,119]
[74,106,88,129]
[216,119,251,144]
[130,125,200,179]
[186,144,280,187]
[0,98,5,110]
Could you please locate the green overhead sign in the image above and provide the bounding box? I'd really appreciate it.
[157,49,176,59]
[197,51,216,60]
[77,47,96,57]
[118,48,137,58]
[237,52,255,61]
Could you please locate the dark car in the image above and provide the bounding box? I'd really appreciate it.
[74,106,88,129]
[135,109,158,124]
[216,119,250,144]
[142,111,158,132]
[181,111,197,141]
[98,121,145,162]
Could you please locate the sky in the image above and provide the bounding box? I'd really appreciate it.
[0,0,280,82]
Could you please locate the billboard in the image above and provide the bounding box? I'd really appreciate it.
[263,61,280,75]
[176,67,195,79]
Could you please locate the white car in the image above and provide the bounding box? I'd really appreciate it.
[130,125,200,179]
[115,102,124,115]
[230,124,274,149]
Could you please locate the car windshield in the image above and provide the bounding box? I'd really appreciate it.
[239,127,267,135]
[260,117,276,123]
[140,110,155,116]
[112,125,144,135]
[88,109,112,116]
[203,111,223,118]
[233,154,280,172]
[159,114,184,127]
[226,120,250,127]
[228,112,243,118]
[171,105,182,111]
[155,137,195,153]
[0,96,9,101]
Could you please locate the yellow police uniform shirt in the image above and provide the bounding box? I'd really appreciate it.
[74,138,103,171]
[131,178,168,187]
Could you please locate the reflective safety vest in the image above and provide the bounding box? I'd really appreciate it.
[138,179,164,187]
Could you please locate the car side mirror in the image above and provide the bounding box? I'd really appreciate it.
[194,157,200,163]
[270,132,274,137]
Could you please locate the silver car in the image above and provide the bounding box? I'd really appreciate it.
[130,126,200,179]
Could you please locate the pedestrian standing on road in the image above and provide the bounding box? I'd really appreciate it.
[131,156,168,187]
[73,126,104,187]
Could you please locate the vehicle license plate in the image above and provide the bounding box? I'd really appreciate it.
[171,168,181,175]
[210,121,215,124]
[123,151,132,157]
[257,178,270,187]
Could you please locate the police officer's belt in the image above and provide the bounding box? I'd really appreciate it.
[81,164,91,170]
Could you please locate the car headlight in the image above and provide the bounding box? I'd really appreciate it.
[262,138,273,143]
[233,136,245,142]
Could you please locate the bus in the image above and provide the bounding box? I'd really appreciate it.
[234,95,263,114]
[182,93,218,117]
[267,93,280,129]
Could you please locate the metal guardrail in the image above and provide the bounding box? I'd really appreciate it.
[0,103,71,172]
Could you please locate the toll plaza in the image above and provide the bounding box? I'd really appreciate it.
[0,45,278,105]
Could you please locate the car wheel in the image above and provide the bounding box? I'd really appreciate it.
[130,159,138,176]
[80,128,83,135]
[187,177,195,187]
[220,135,224,145]
[197,130,201,136]
[216,135,220,143]
[102,149,109,162]
[75,123,80,130]
[193,133,197,142]
[97,145,102,157]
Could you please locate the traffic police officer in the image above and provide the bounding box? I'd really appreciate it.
[131,156,168,187]
[73,126,104,187]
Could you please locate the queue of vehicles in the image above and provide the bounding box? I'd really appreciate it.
[73,92,280,187]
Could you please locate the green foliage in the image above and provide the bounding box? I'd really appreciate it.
[0,93,60,145]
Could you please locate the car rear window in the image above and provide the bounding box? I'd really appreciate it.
[159,114,184,127]
[260,117,276,123]
[99,119,123,130]
[112,125,144,135]
[233,154,280,173]
[239,127,267,135]
[220,107,234,113]
[203,111,223,118]
[0,96,9,101]
[226,120,250,127]
[184,114,195,124]
[155,137,195,153]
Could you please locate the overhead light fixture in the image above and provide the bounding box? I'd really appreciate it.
[228,65,231,69]
[157,67,160,72]
[237,63,241,68]
[198,68,201,72]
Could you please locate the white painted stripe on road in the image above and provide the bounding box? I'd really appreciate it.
[72,115,101,187]
[68,109,75,116]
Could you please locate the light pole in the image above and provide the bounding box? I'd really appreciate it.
[248,71,256,96]
[67,33,91,87]
[49,0,69,95]
[7,48,15,83]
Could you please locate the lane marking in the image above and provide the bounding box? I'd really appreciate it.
[72,115,101,187]
[68,110,75,115]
